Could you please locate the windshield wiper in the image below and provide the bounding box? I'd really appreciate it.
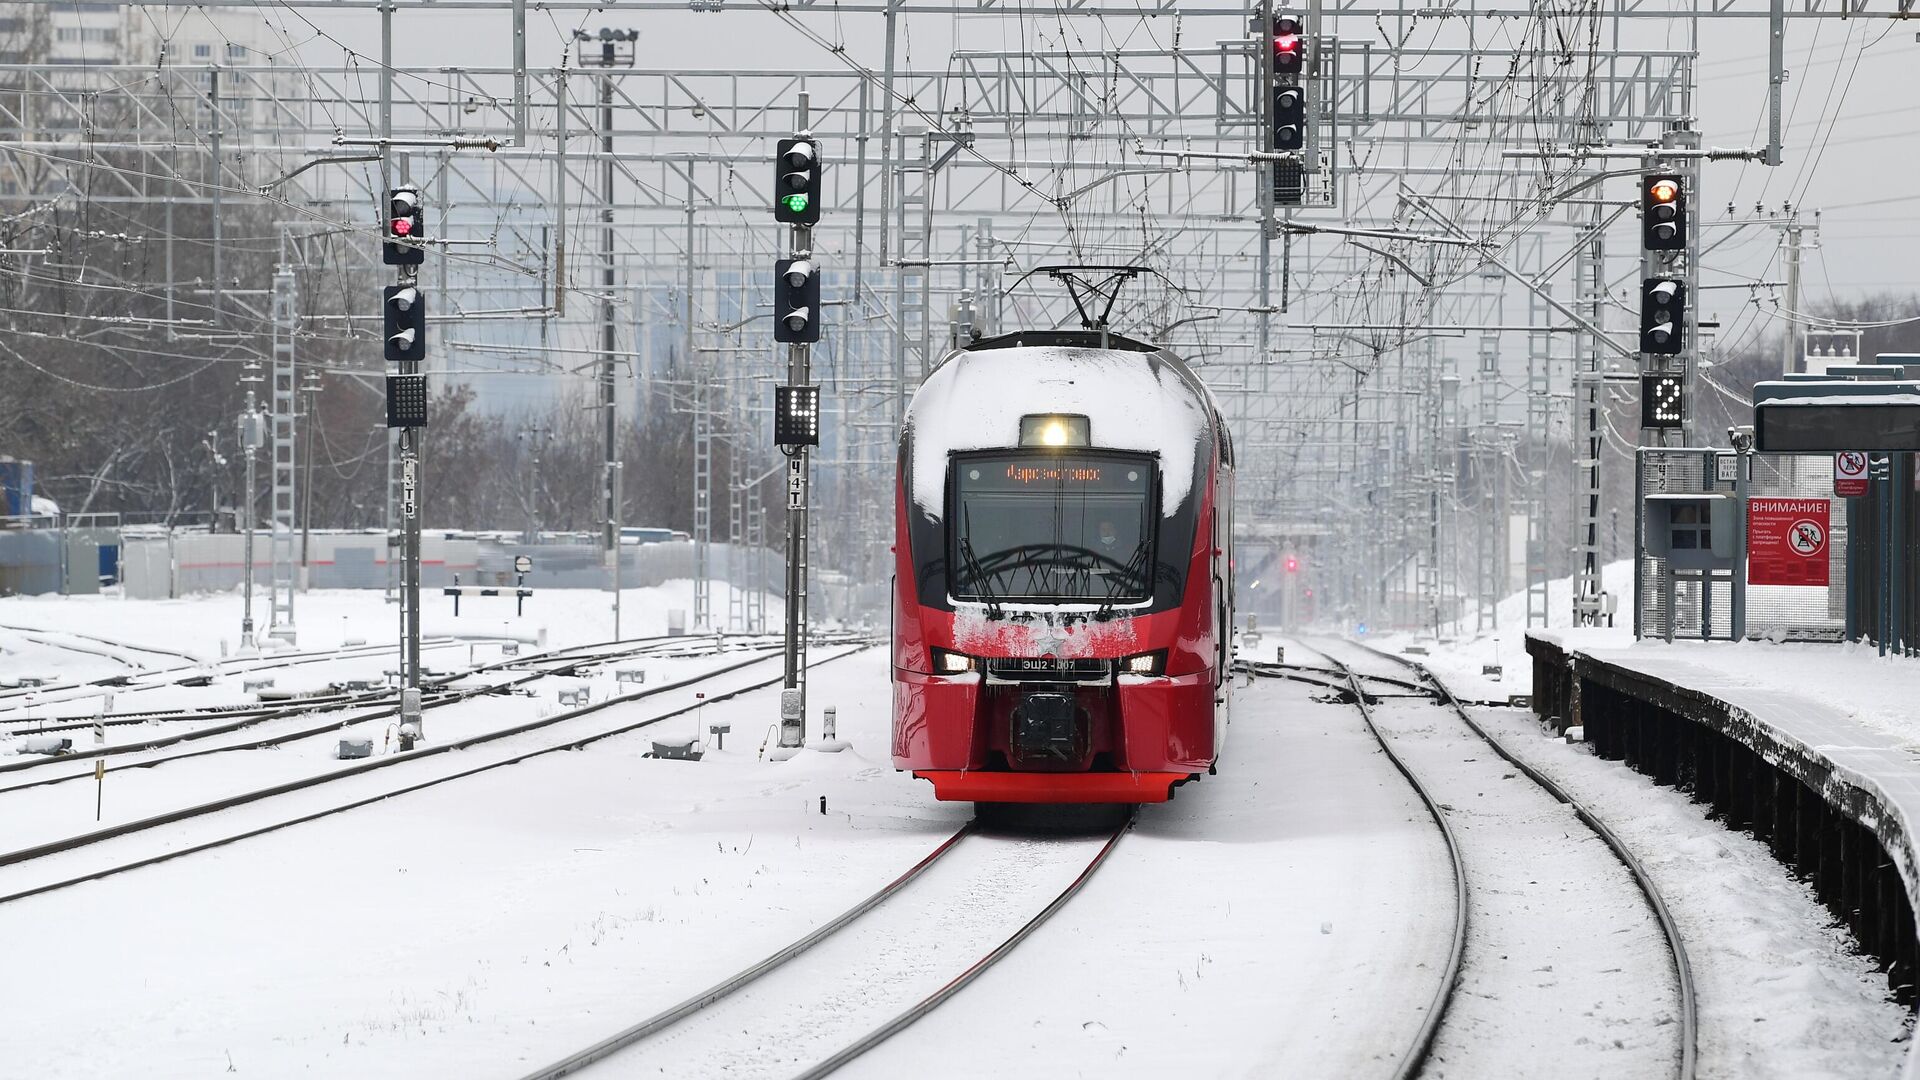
[960,539,1005,620]
[958,506,1005,620]
[1095,540,1151,622]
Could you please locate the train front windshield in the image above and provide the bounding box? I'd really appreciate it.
[948,451,1156,603]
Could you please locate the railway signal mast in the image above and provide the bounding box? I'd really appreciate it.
[772,105,823,758]
[1270,10,1308,207]
[384,184,429,748]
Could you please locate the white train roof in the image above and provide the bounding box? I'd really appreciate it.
[903,332,1215,522]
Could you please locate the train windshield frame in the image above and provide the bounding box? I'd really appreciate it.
[946,449,1158,604]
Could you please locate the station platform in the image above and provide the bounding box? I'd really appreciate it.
[1527,629,1920,1027]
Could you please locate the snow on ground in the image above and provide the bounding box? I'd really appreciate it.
[0,649,785,857]
[0,648,952,1080]
[1468,704,1910,1079]
[1363,696,1681,1079]
[1532,628,1920,756]
[1322,565,1916,1078]
[0,581,781,732]
[1355,559,1636,704]
[0,580,780,665]
[844,676,1457,1080]
[0,579,1908,1078]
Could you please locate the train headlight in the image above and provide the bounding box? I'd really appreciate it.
[931,648,976,674]
[1120,650,1166,676]
[1018,413,1090,449]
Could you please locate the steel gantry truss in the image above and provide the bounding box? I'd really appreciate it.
[0,0,1831,637]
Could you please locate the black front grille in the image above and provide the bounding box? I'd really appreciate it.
[985,657,1111,682]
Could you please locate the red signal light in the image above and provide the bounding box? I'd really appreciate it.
[392,218,414,237]
[1274,33,1299,54]
[1285,556,1298,572]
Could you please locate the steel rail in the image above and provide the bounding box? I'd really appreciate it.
[0,643,875,907]
[1329,637,1699,1080]
[0,633,716,779]
[1248,644,1469,1080]
[0,646,792,865]
[0,622,201,665]
[0,631,811,774]
[513,823,979,1080]
[788,816,1132,1080]
[515,813,1131,1080]
[0,632,460,708]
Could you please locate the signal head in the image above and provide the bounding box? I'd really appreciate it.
[773,137,823,224]
[384,187,426,265]
[783,259,814,289]
[1641,174,1687,252]
[1272,12,1306,70]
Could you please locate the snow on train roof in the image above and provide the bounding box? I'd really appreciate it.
[904,345,1211,521]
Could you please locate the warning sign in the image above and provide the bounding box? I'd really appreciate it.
[1834,451,1869,498]
[1748,497,1831,587]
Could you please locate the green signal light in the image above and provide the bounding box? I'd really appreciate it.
[781,193,811,214]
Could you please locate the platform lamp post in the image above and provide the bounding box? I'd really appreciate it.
[574,27,637,640]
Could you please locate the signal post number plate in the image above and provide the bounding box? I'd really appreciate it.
[787,458,806,510]
[402,458,419,520]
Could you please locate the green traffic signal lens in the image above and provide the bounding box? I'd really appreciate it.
[781,193,810,214]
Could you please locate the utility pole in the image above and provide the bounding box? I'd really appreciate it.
[299,367,320,591]
[268,266,299,644]
[771,99,824,757]
[518,424,552,543]
[1780,210,1804,376]
[237,362,264,651]
[574,27,636,636]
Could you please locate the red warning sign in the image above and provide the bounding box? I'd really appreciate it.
[1748,497,1831,587]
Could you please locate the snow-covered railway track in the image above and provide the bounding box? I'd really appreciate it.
[0,633,804,780]
[516,816,1130,1080]
[0,621,202,669]
[0,642,873,906]
[1283,636,1697,1080]
[1242,650,1469,1080]
[0,633,469,713]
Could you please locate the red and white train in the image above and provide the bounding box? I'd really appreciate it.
[890,328,1235,803]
